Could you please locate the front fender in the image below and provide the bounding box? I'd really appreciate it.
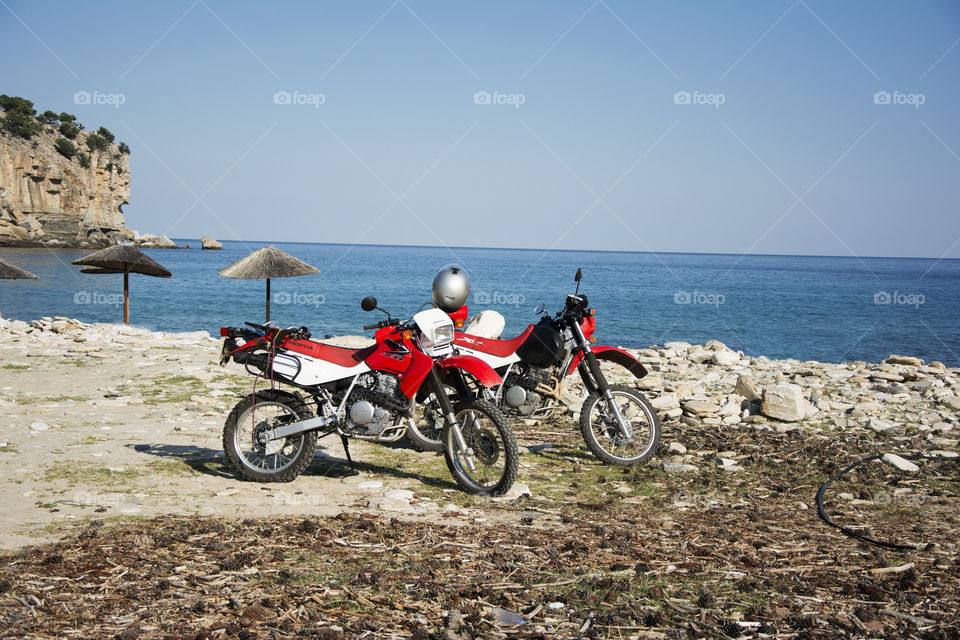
[567,346,649,379]
[436,354,503,388]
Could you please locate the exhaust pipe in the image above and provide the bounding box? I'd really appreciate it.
[264,415,332,441]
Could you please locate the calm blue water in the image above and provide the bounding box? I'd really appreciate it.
[1,241,958,366]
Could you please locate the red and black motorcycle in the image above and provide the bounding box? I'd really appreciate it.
[218,296,518,496]
[422,269,660,466]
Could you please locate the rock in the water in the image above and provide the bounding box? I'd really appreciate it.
[881,453,919,472]
[464,310,505,339]
[762,383,807,422]
[201,236,222,250]
[734,374,761,402]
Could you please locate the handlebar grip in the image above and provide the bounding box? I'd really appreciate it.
[363,323,381,331]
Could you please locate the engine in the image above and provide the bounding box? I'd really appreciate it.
[342,372,410,438]
[503,365,554,415]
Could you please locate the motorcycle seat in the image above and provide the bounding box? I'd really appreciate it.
[455,325,534,358]
[283,339,377,367]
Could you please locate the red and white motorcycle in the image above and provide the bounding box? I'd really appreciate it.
[218,296,518,496]
[420,269,660,466]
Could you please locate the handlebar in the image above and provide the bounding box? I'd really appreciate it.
[363,318,401,331]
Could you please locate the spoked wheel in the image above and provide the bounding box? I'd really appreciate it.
[222,390,317,482]
[579,385,661,466]
[443,399,518,496]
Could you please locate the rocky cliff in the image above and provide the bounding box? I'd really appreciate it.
[0,111,134,248]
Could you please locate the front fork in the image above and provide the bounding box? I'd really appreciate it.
[427,366,477,472]
[573,323,633,439]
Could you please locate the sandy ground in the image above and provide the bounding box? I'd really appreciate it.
[0,325,497,550]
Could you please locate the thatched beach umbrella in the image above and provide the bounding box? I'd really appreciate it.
[217,247,320,322]
[72,245,172,323]
[0,257,39,280]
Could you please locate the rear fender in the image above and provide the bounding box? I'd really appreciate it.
[567,346,649,379]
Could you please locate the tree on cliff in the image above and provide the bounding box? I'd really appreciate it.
[86,133,110,152]
[0,94,41,139]
[54,137,77,158]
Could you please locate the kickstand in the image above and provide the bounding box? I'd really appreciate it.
[340,435,359,476]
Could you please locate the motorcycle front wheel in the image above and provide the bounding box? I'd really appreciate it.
[443,399,518,496]
[579,385,661,466]
[222,389,317,482]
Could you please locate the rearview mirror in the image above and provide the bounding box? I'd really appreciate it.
[575,268,582,282]
[533,303,545,315]
[360,296,378,312]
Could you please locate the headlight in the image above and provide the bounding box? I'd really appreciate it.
[433,323,454,345]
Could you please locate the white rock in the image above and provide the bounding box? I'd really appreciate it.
[762,383,806,422]
[881,453,919,472]
[662,461,697,473]
[688,351,715,364]
[384,489,415,501]
[867,418,901,434]
[29,421,49,431]
[667,442,687,455]
[650,393,679,411]
[357,480,383,490]
[711,350,740,366]
[201,236,222,250]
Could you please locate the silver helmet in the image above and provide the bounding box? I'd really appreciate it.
[432,264,470,313]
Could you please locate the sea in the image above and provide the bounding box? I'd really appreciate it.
[1,241,958,367]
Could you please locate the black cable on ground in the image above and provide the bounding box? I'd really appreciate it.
[816,452,959,551]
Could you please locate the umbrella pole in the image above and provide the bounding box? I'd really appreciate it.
[123,271,130,324]
[266,278,270,323]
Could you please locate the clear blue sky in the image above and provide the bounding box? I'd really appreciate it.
[2,1,958,258]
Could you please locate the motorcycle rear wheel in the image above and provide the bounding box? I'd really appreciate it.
[222,390,317,482]
[579,385,661,466]
[443,399,518,496]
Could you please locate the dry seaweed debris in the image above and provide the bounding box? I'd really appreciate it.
[1,501,958,640]
[2,411,959,639]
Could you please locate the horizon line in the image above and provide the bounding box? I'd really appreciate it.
[164,238,960,262]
